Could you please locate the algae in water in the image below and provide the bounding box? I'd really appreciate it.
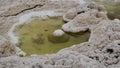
[15,17,90,56]
[95,1,120,19]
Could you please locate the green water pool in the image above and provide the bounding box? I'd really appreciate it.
[95,1,120,19]
[15,17,90,56]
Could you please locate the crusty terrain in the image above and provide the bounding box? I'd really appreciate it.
[0,0,120,68]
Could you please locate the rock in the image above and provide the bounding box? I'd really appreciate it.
[62,2,108,33]
[48,29,69,43]
[63,8,77,22]
[53,29,65,37]
[97,5,106,11]
[87,2,98,9]
[0,0,47,17]
[16,47,26,57]
[0,1,120,68]
[92,0,120,2]
[0,35,15,57]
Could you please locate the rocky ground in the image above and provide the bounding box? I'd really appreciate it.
[88,0,120,2]
[0,0,120,68]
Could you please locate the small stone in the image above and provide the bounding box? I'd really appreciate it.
[53,29,65,37]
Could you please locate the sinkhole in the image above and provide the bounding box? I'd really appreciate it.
[14,17,90,56]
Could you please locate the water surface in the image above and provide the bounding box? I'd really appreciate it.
[15,17,90,55]
[95,1,120,19]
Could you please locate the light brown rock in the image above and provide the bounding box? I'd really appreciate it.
[0,36,16,57]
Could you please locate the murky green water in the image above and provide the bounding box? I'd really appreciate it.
[15,17,90,56]
[95,1,120,19]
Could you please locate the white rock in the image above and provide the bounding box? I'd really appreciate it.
[17,51,26,57]
[53,29,65,36]
[16,47,26,57]
[62,2,108,33]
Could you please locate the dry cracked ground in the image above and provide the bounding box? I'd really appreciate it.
[0,0,120,68]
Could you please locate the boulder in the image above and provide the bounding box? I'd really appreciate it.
[62,2,108,33]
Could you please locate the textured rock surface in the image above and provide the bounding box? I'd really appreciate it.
[0,36,15,57]
[0,0,47,17]
[63,8,77,22]
[92,0,120,2]
[0,0,120,68]
[62,2,108,33]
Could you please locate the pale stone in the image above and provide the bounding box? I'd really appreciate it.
[16,47,26,57]
[62,2,108,33]
[53,29,65,37]
[63,8,77,22]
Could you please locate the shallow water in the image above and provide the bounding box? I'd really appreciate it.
[15,17,90,56]
[96,1,120,19]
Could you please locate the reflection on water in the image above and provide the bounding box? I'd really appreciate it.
[15,17,90,56]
